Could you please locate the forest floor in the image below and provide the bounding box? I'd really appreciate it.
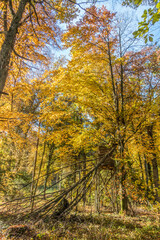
[0,207,160,240]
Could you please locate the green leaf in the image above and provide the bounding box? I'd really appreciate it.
[133,31,138,36]
[142,11,147,18]
[135,0,143,5]
[145,38,148,44]
[149,36,153,42]
[152,14,160,24]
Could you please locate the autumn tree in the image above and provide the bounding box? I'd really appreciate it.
[60,5,160,211]
[0,0,77,95]
[0,3,159,217]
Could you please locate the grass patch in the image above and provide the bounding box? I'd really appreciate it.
[0,209,159,239]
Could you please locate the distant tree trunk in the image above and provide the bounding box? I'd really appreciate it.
[148,161,153,190]
[44,142,55,199]
[95,166,100,213]
[34,141,46,198]
[144,159,149,198]
[120,141,128,213]
[121,164,128,213]
[115,174,119,213]
[80,150,87,208]
[138,153,144,182]
[76,153,81,211]
[73,160,78,212]
[31,137,39,212]
[147,124,159,202]
[111,174,116,212]
[58,166,62,191]
[152,155,159,201]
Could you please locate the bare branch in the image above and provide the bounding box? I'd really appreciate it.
[19,11,34,27]
[9,0,15,16]
[0,91,9,95]
[29,4,39,40]
[13,48,33,62]
[29,1,40,26]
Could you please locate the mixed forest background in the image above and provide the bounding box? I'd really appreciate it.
[0,1,160,234]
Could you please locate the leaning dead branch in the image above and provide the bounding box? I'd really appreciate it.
[29,146,116,219]
[0,146,116,220]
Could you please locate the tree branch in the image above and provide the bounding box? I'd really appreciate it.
[0,91,9,95]
[29,4,39,40]
[9,0,15,16]
[13,48,33,62]
[29,0,40,26]
[3,0,8,32]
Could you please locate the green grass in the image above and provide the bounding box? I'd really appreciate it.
[0,209,160,239]
[32,211,160,240]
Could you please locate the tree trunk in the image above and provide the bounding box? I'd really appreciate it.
[34,141,46,198]
[0,0,29,94]
[138,153,144,182]
[44,142,55,199]
[30,137,39,212]
[147,124,159,201]
[152,155,159,201]
[144,159,149,198]
[120,141,128,213]
[80,150,87,208]
[95,166,100,213]
[121,164,128,213]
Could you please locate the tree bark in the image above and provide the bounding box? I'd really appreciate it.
[0,0,29,94]
[152,155,159,201]
[121,164,128,213]
[95,168,100,213]
[147,124,159,201]
[43,142,55,199]
[82,151,87,208]
[31,136,39,212]
[34,141,46,198]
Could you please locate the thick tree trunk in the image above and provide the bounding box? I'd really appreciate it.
[0,0,28,94]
